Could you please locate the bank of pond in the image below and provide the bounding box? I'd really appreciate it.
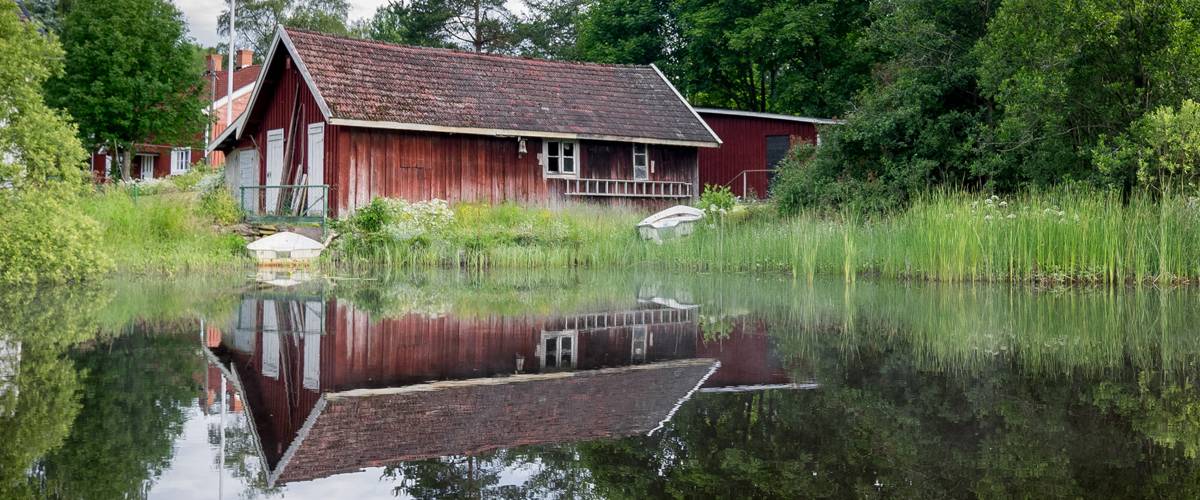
[4,270,1200,497]
[4,176,1198,286]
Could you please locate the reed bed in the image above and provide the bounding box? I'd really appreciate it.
[329,188,1200,285]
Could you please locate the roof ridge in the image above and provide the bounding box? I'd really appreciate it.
[282,26,653,70]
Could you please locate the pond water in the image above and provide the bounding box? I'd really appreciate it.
[4,270,1200,498]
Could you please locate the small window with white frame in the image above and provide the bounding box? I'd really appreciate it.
[632,143,649,181]
[538,330,577,370]
[170,147,191,175]
[542,140,578,178]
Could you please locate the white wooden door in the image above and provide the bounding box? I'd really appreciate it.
[306,123,325,215]
[238,149,258,211]
[139,155,154,180]
[265,129,285,212]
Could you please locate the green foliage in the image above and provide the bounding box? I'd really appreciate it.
[198,183,243,225]
[672,0,872,115]
[0,189,111,285]
[575,0,668,64]
[0,2,88,189]
[697,184,735,220]
[359,0,455,48]
[220,0,351,56]
[48,0,208,181]
[1094,99,1200,193]
[80,189,248,272]
[513,0,588,60]
[974,0,1200,190]
[774,0,994,214]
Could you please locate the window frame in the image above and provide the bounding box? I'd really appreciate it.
[542,139,579,178]
[170,147,192,175]
[632,143,649,181]
[539,330,578,370]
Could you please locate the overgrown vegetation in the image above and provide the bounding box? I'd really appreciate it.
[329,187,1200,285]
[79,181,248,273]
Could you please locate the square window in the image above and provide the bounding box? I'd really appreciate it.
[543,140,579,178]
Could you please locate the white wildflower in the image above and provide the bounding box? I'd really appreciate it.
[999,201,1008,207]
[1007,213,1016,219]
[984,214,993,221]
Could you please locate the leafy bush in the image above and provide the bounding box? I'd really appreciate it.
[697,184,736,217]
[168,168,209,192]
[335,197,455,245]
[198,183,242,225]
[0,189,112,284]
[1094,99,1200,193]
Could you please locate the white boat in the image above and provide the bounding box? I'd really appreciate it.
[246,232,325,267]
[637,205,705,244]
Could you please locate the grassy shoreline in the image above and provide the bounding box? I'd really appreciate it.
[56,178,1200,287]
[328,189,1200,286]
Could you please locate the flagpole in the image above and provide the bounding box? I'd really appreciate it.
[227,0,235,126]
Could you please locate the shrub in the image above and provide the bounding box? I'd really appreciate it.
[198,183,242,225]
[0,189,112,284]
[697,184,736,219]
[1094,99,1200,193]
[336,197,454,245]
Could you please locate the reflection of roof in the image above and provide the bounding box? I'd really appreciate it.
[270,358,719,486]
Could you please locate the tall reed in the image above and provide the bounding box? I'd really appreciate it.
[329,188,1200,285]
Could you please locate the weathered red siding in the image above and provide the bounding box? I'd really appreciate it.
[697,112,818,198]
[330,129,698,215]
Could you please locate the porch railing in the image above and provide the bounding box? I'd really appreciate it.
[724,169,774,199]
[560,178,694,198]
[239,184,329,228]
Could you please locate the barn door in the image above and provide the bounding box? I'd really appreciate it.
[265,129,285,212]
[306,123,325,215]
[765,135,790,193]
[238,149,258,211]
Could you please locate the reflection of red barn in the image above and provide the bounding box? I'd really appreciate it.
[209,294,797,486]
[695,108,842,199]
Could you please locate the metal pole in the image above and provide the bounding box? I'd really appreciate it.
[219,373,226,499]
[227,0,235,126]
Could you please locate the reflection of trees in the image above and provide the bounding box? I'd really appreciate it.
[0,285,103,499]
[35,329,204,499]
[568,320,1200,498]
[207,411,281,498]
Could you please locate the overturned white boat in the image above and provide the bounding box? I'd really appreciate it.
[247,232,325,267]
[637,205,705,244]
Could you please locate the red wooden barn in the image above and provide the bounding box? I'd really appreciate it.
[210,28,721,217]
[695,108,843,199]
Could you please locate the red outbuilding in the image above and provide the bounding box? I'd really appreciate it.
[695,108,843,199]
[210,28,721,217]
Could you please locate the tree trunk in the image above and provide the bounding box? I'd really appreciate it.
[120,145,133,182]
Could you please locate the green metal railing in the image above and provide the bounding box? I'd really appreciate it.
[240,184,329,231]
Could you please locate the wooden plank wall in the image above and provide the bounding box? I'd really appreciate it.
[235,56,327,198]
[332,130,700,214]
[696,112,817,197]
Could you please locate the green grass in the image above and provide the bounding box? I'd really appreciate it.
[79,186,249,273]
[329,188,1200,285]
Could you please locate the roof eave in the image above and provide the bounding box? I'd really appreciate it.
[649,64,723,146]
[694,107,847,125]
[326,118,721,148]
[235,28,334,141]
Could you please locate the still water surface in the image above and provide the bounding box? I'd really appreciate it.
[4,270,1200,498]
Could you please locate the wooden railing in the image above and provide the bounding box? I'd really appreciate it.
[547,307,697,332]
[560,178,694,198]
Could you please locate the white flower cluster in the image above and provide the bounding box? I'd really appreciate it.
[379,198,454,242]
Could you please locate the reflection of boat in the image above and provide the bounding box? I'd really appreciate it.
[637,205,704,243]
[203,288,806,487]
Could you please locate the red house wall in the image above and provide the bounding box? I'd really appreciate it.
[697,112,818,198]
[231,48,700,216]
[330,129,698,215]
